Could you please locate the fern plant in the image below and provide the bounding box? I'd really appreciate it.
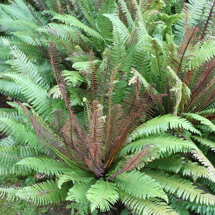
[1,43,215,214]
[1,0,215,214]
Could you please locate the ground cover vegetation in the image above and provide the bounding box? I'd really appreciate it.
[0,0,215,214]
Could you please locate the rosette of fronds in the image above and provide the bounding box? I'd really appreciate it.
[1,42,215,215]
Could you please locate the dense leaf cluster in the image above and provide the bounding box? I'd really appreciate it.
[0,0,215,214]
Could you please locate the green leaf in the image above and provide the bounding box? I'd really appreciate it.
[53,14,104,41]
[130,114,201,141]
[120,193,178,215]
[16,157,71,175]
[16,180,68,205]
[86,179,119,212]
[145,170,215,205]
[183,113,215,132]
[122,134,197,155]
[57,170,94,188]
[114,170,168,202]
[66,179,95,203]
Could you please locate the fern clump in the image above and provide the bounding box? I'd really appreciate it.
[0,0,215,215]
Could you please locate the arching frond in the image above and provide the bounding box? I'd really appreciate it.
[16,157,72,175]
[2,73,51,116]
[53,14,104,41]
[66,180,95,204]
[130,114,201,141]
[114,170,168,202]
[86,179,119,212]
[183,113,215,132]
[145,170,215,205]
[120,193,177,215]
[0,145,41,175]
[122,134,197,156]
[14,180,68,205]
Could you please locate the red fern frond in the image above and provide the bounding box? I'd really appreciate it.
[109,144,159,180]
[200,0,215,40]
[183,69,194,86]
[177,27,199,74]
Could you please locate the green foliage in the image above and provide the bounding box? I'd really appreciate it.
[0,0,215,214]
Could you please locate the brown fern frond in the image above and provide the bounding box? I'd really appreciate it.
[49,42,75,144]
[109,143,159,180]
[104,64,120,155]
[191,60,215,95]
[183,69,194,86]
[19,103,76,163]
[84,100,105,176]
[104,82,164,171]
[32,0,47,11]
[186,76,215,112]
[49,109,67,138]
[200,0,215,40]
[89,51,98,101]
[177,27,199,74]
[86,100,105,145]
[185,61,215,112]
[85,142,104,177]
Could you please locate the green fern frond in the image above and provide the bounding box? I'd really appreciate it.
[0,186,20,202]
[86,178,119,212]
[174,0,207,43]
[114,170,168,202]
[7,45,48,88]
[196,108,215,116]
[47,85,62,99]
[188,39,215,69]
[3,73,51,116]
[0,116,40,147]
[191,148,215,177]
[11,31,49,47]
[145,170,215,205]
[95,0,117,39]
[0,145,40,174]
[122,134,197,156]
[66,180,95,204]
[53,14,104,41]
[148,155,215,183]
[183,113,215,132]
[1,0,47,25]
[130,114,201,141]
[0,79,21,98]
[0,136,14,146]
[103,14,130,42]
[183,200,215,215]
[120,193,177,215]
[41,23,86,44]
[192,136,215,151]
[57,170,94,188]
[16,180,68,205]
[16,157,71,175]
[118,0,135,30]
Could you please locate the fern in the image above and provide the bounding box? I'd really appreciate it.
[53,14,104,41]
[122,134,197,155]
[15,180,68,205]
[2,73,51,116]
[1,1,215,214]
[145,170,215,205]
[86,179,119,212]
[113,170,168,201]
[66,180,95,203]
[120,194,178,215]
[130,114,201,141]
[16,157,72,175]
